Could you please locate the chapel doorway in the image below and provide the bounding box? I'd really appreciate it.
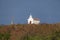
[30,21,32,24]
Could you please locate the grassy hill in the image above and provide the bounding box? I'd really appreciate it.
[0,23,60,40]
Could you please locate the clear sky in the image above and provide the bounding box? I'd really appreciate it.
[0,0,60,24]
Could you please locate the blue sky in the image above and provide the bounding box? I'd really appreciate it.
[0,0,60,24]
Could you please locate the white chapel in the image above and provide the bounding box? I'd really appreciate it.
[27,14,40,24]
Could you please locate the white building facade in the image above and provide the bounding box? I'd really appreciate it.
[27,14,40,24]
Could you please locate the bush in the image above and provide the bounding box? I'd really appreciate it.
[4,32,11,40]
[0,33,4,40]
[23,34,45,40]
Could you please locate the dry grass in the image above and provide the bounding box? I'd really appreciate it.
[0,23,60,40]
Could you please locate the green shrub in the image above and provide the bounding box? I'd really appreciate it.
[0,33,4,40]
[4,31,11,40]
[23,34,45,40]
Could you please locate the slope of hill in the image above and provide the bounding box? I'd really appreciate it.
[0,23,60,40]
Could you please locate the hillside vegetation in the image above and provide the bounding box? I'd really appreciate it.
[0,23,60,40]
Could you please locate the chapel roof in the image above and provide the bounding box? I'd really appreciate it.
[33,18,40,21]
